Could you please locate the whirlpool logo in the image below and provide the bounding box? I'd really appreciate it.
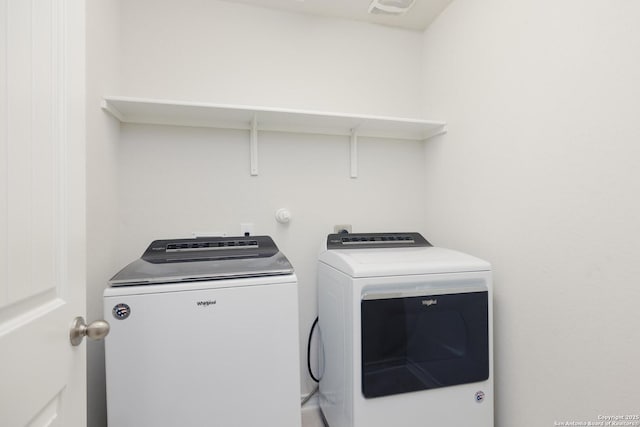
[196,300,217,307]
[422,299,438,307]
[112,303,131,320]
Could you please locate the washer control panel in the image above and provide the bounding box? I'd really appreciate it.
[142,236,277,263]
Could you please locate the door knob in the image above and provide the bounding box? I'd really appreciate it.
[70,316,110,346]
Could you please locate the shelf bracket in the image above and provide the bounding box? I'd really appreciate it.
[422,124,448,141]
[350,129,358,179]
[101,99,125,122]
[250,115,258,176]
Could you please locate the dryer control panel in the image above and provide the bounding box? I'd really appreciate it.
[326,232,431,250]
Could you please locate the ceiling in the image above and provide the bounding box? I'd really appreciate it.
[220,0,453,31]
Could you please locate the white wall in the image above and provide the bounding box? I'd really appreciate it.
[421,1,640,425]
[86,1,121,427]
[111,0,426,410]
[119,0,424,118]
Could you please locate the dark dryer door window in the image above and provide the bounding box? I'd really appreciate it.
[361,291,489,398]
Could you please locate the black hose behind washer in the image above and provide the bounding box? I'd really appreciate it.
[307,316,320,383]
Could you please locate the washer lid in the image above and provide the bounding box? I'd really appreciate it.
[319,245,490,277]
[109,236,294,286]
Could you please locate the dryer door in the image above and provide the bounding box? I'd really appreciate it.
[361,285,489,398]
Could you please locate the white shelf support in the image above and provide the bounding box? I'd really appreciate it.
[350,129,358,179]
[422,124,448,141]
[101,99,125,122]
[250,115,258,176]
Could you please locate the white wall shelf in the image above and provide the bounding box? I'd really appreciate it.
[102,96,447,177]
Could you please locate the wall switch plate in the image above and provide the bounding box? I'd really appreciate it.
[333,224,352,234]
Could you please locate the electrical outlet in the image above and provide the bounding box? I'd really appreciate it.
[334,224,352,234]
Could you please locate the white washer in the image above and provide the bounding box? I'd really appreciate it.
[317,232,493,427]
[104,236,301,427]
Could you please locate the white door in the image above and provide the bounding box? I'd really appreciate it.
[0,1,88,426]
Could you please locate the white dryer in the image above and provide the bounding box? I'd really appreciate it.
[104,236,301,427]
[317,232,493,427]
